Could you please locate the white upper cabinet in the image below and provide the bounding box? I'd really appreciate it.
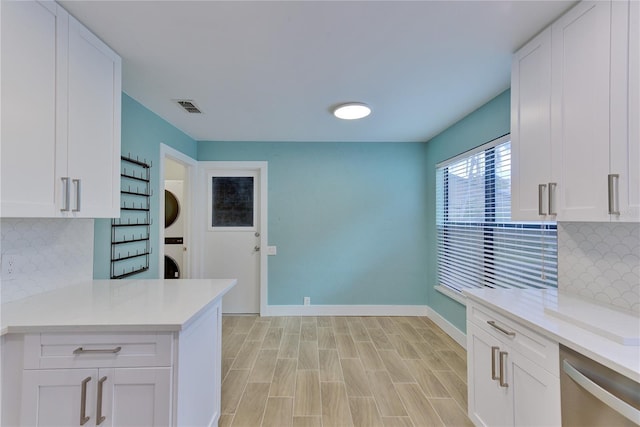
[1,1,59,217]
[511,28,553,221]
[512,0,639,222]
[62,14,122,218]
[610,0,639,222]
[551,1,613,222]
[1,1,121,218]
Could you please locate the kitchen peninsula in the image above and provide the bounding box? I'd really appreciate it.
[1,278,237,427]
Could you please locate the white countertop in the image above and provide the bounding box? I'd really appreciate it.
[0,279,237,335]
[464,288,640,383]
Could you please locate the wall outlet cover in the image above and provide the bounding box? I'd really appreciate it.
[303,297,310,306]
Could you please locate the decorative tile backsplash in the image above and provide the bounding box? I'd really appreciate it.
[1,218,94,303]
[2,217,638,315]
[558,222,640,313]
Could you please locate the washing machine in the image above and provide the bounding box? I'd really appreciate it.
[164,180,185,279]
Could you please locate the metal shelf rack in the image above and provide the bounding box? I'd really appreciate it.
[110,155,152,279]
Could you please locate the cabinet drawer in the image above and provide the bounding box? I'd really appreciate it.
[23,332,173,369]
[468,302,559,376]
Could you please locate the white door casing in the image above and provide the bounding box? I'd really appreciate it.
[197,162,268,315]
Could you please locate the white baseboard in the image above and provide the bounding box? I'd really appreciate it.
[262,304,467,350]
[263,304,429,317]
[424,306,467,349]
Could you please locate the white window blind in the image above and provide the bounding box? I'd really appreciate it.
[436,135,557,293]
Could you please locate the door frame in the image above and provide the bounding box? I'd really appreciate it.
[159,144,198,279]
[197,161,268,315]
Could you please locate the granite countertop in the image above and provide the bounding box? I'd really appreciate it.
[464,288,640,383]
[0,279,237,335]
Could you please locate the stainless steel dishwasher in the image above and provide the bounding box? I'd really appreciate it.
[560,344,640,426]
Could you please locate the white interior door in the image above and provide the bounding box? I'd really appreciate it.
[201,166,264,314]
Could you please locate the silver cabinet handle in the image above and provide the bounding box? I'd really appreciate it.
[72,179,81,212]
[538,184,547,215]
[491,346,500,380]
[487,320,516,337]
[608,174,620,215]
[499,351,509,388]
[61,177,71,212]
[80,376,91,425]
[96,376,107,425]
[73,346,122,355]
[548,182,557,215]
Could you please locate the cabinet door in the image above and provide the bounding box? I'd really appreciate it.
[510,350,561,427]
[1,1,59,217]
[64,15,121,218]
[611,0,640,222]
[99,367,171,427]
[551,1,612,221]
[21,369,97,427]
[511,28,553,221]
[467,322,513,427]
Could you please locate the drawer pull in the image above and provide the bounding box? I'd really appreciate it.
[97,376,107,425]
[80,376,91,425]
[491,346,500,380]
[499,351,509,388]
[487,320,516,337]
[73,346,122,355]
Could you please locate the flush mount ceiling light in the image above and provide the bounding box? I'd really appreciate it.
[332,102,371,120]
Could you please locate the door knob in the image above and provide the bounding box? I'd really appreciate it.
[255,232,260,237]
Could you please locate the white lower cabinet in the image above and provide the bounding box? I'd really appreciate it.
[21,369,96,427]
[5,299,223,427]
[21,367,170,427]
[467,302,560,427]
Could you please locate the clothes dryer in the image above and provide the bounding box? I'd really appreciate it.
[164,180,185,279]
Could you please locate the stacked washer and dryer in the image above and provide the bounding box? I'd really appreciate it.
[164,180,185,279]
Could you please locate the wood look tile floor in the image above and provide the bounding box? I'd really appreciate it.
[220,316,472,427]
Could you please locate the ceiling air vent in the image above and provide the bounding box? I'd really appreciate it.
[176,100,202,114]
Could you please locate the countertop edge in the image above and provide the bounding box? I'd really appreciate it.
[0,278,238,336]
[178,279,237,332]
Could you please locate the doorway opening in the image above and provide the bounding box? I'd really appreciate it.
[159,144,197,279]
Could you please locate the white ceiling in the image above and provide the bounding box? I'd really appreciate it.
[60,1,576,143]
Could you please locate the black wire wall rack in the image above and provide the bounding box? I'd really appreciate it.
[110,155,153,279]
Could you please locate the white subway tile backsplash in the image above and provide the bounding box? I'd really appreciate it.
[558,222,640,313]
[1,218,94,303]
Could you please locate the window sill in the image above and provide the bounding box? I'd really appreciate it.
[435,285,467,306]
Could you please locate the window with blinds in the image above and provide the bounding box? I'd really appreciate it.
[435,135,557,293]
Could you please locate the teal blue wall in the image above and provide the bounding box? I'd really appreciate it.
[198,141,429,305]
[424,89,511,332]
[94,88,509,331]
[93,93,198,279]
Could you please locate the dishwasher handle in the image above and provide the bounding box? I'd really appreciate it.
[562,359,640,425]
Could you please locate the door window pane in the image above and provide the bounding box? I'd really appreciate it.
[211,177,254,227]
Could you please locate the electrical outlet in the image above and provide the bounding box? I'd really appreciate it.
[303,297,310,306]
[2,255,16,278]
